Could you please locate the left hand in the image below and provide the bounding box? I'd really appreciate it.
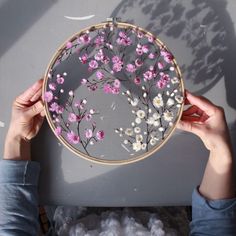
[6,79,45,142]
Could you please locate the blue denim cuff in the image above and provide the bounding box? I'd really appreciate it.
[192,187,236,217]
[0,160,40,185]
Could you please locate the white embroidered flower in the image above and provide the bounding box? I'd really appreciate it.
[153,120,160,127]
[125,128,133,136]
[150,139,156,146]
[143,92,147,98]
[159,127,165,132]
[134,127,141,133]
[166,98,175,107]
[136,134,143,142]
[146,117,155,125]
[133,142,142,152]
[141,143,147,150]
[171,77,179,84]
[163,110,174,122]
[153,112,160,119]
[135,117,142,124]
[124,140,128,144]
[153,95,163,108]
[130,98,139,106]
[136,110,145,119]
[175,95,183,103]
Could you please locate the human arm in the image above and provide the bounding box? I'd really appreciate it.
[177,90,235,200]
[0,79,45,235]
[177,90,236,235]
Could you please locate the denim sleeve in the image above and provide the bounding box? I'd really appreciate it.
[0,160,40,236]
[190,187,236,236]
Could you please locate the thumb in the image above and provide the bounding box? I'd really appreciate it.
[26,100,44,118]
[177,120,202,137]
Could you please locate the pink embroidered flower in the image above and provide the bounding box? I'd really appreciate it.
[96,130,105,140]
[161,50,174,63]
[113,79,121,88]
[68,113,77,122]
[94,50,104,61]
[77,34,91,44]
[113,63,123,72]
[137,31,144,38]
[66,41,73,49]
[143,70,154,80]
[116,32,132,46]
[89,60,98,70]
[135,58,143,67]
[79,54,88,64]
[126,64,136,73]
[157,62,164,69]
[85,113,92,121]
[147,35,154,42]
[148,53,155,59]
[67,131,80,144]
[142,45,149,53]
[57,77,64,84]
[112,56,121,64]
[156,79,167,89]
[103,84,112,93]
[43,91,53,102]
[49,83,56,91]
[55,126,62,136]
[111,87,120,94]
[101,56,110,64]
[96,71,104,80]
[49,102,59,112]
[85,129,93,139]
[56,105,64,114]
[134,77,141,85]
[160,73,170,82]
[95,36,104,46]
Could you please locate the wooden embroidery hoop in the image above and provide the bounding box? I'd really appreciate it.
[43,18,185,165]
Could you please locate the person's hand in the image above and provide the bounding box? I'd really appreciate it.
[4,79,45,160]
[177,90,232,153]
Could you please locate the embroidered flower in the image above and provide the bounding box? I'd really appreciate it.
[96,71,104,80]
[153,95,164,108]
[161,50,174,63]
[126,64,136,73]
[67,131,80,144]
[85,129,93,139]
[96,130,105,140]
[163,110,174,122]
[125,128,133,136]
[44,91,53,102]
[89,60,98,70]
[68,113,77,122]
[49,83,56,91]
[136,110,145,119]
[132,142,142,152]
[55,126,62,136]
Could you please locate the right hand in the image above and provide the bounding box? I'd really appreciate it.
[177,90,232,153]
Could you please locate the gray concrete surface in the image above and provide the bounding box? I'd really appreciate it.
[0,0,236,206]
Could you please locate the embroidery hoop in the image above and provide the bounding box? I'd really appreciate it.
[43,18,184,165]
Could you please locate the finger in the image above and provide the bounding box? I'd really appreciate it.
[40,109,46,117]
[181,115,202,123]
[17,79,43,104]
[182,105,204,117]
[177,120,202,136]
[30,88,42,102]
[25,100,44,118]
[185,91,217,116]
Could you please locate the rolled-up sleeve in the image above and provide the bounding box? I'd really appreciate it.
[0,160,40,236]
[190,187,236,236]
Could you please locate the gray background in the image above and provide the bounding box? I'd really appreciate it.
[0,0,236,206]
